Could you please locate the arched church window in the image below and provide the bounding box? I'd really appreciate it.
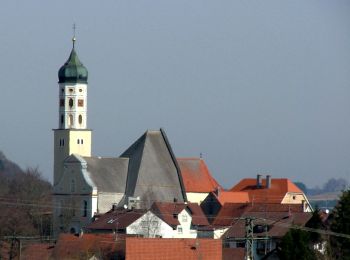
[69,98,73,108]
[83,200,88,217]
[70,179,75,192]
[69,115,73,127]
[78,115,83,124]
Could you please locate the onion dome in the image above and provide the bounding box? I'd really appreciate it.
[58,38,88,84]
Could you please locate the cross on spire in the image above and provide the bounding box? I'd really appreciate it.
[72,23,76,48]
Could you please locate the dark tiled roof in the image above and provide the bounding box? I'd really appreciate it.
[126,237,222,260]
[120,129,186,206]
[83,156,129,193]
[223,211,312,239]
[177,158,222,193]
[86,209,146,230]
[213,203,305,227]
[151,202,209,226]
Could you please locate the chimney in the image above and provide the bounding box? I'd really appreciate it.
[257,174,262,189]
[266,175,271,189]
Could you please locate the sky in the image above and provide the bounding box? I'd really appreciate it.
[0,1,349,188]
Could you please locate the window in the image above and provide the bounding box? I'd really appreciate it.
[60,99,64,106]
[69,98,74,108]
[61,115,64,125]
[61,88,64,93]
[69,115,73,126]
[293,195,296,200]
[178,227,183,234]
[78,115,83,124]
[141,221,148,228]
[81,139,83,144]
[182,214,188,222]
[77,139,80,144]
[70,179,75,192]
[78,99,84,107]
[69,88,73,93]
[79,89,82,92]
[83,201,88,217]
[62,139,65,146]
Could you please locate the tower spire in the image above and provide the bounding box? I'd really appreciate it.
[72,23,76,49]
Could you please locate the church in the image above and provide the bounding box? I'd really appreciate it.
[52,38,220,236]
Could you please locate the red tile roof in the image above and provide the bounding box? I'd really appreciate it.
[215,191,250,205]
[222,248,246,260]
[21,243,54,260]
[86,209,146,231]
[152,202,210,226]
[177,158,222,193]
[229,178,303,203]
[126,237,222,260]
[52,233,125,259]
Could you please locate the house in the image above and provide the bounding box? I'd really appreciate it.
[86,202,210,239]
[177,158,222,204]
[229,174,312,212]
[201,191,250,222]
[211,203,308,240]
[208,202,312,259]
[125,237,222,260]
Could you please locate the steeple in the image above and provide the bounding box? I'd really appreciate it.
[58,37,88,84]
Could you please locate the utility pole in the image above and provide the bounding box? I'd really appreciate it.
[245,217,254,260]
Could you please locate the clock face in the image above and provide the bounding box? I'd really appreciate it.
[78,99,84,107]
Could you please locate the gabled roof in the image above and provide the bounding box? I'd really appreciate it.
[86,209,146,230]
[215,191,250,205]
[83,156,129,193]
[223,211,312,239]
[126,237,222,260]
[151,202,209,226]
[212,203,304,227]
[52,233,125,259]
[229,178,303,203]
[177,158,222,193]
[120,129,187,206]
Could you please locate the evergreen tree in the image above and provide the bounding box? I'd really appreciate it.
[330,189,350,259]
[279,229,316,260]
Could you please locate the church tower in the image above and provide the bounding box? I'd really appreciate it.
[53,37,92,185]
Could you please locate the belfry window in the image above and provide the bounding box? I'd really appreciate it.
[77,139,80,144]
[70,179,75,192]
[83,200,88,217]
[69,115,73,127]
[78,115,83,124]
[69,98,74,108]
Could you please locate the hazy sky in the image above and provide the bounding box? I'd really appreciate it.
[0,1,349,187]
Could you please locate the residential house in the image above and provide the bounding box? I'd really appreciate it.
[229,174,312,212]
[86,202,210,239]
